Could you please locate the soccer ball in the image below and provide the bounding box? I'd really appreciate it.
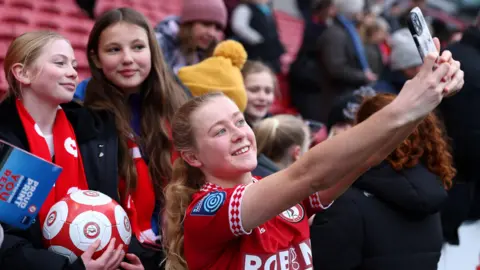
[42,190,132,263]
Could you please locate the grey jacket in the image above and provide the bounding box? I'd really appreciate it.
[315,19,369,122]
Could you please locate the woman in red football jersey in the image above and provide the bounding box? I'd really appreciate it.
[163,40,464,269]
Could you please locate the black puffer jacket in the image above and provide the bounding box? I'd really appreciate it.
[0,98,164,270]
[311,161,447,270]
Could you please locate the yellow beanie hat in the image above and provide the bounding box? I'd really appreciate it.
[178,40,248,112]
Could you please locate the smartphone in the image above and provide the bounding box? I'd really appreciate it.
[407,7,437,61]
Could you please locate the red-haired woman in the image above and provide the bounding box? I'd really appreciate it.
[311,93,456,270]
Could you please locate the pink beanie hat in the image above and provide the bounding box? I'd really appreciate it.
[180,0,228,30]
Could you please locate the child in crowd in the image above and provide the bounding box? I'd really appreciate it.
[242,60,277,127]
[253,114,311,177]
[0,30,142,270]
[362,16,391,76]
[230,0,285,73]
[83,8,187,269]
[155,0,227,73]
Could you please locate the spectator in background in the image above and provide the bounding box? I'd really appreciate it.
[311,93,455,270]
[290,0,336,121]
[154,0,227,74]
[242,60,277,127]
[326,86,376,137]
[178,40,249,112]
[83,8,188,269]
[230,0,285,73]
[374,28,423,94]
[0,30,139,270]
[439,11,480,245]
[362,16,390,76]
[253,114,311,177]
[316,0,376,123]
[397,0,428,30]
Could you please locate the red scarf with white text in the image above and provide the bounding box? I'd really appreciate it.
[16,99,88,225]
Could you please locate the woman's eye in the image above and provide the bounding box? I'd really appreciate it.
[236,119,246,126]
[216,128,226,136]
[107,47,120,53]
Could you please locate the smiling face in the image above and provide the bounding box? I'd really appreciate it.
[21,39,78,105]
[245,71,275,123]
[191,21,222,50]
[188,95,258,179]
[95,22,152,94]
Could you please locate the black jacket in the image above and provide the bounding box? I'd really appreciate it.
[439,26,480,244]
[252,154,279,178]
[311,162,447,270]
[0,98,164,270]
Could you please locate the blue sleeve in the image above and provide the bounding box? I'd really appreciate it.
[74,78,91,102]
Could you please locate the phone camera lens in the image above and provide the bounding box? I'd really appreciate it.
[412,13,423,34]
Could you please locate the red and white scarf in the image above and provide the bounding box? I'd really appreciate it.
[16,99,88,225]
[119,140,158,246]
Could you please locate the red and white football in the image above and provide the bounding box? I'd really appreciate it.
[42,190,132,263]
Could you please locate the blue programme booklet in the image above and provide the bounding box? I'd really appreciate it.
[0,139,62,229]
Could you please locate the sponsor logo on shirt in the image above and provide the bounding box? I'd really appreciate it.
[243,240,313,270]
[279,204,304,223]
[191,191,226,216]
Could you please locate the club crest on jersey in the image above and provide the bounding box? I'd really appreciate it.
[279,204,304,223]
[191,191,226,216]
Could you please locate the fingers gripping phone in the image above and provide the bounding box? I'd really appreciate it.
[407,7,437,61]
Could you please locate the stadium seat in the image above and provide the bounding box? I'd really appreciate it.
[34,14,62,31]
[5,0,34,10]
[0,41,9,61]
[64,32,88,51]
[37,3,61,15]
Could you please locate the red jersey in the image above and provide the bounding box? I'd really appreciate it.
[184,180,331,270]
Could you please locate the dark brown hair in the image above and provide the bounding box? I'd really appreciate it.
[177,23,217,65]
[84,8,188,200]
[356,93,456,188]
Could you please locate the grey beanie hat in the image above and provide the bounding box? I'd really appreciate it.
[390,28,423,71]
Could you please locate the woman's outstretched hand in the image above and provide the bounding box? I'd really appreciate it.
[391,37,464,124]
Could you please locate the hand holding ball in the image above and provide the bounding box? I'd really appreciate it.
[42,190,132,263]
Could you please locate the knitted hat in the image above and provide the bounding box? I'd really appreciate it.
[180,0,228,30]
[334,0,365,16]
[327,86,376,129]
[390,28,423,71]
[178,40,248,112]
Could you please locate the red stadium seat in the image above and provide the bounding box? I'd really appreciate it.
[64,32,88,51]
[0,41,10,61]
[5,0,34,10]
[34,15,62,31]
[1,8,31,26]
[37,3,61,15]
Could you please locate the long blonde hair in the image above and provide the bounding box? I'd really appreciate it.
[254,114,309,162]
[163,92,224,270]
[4,31,66,99]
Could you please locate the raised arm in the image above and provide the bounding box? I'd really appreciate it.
[241,50,464,231]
